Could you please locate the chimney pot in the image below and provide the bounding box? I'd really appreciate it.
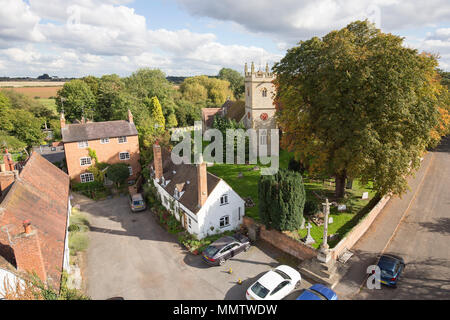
[23,220,32,234]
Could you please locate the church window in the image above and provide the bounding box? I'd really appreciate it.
[262,88,267,97]
[260,130,268,146]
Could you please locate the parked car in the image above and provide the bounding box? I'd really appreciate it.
[296,284,338,300]
[202,233,251,266]
[128,193,146,213]
[376,254,405,288]
[246,265,301,300]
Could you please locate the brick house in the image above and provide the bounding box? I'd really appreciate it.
[61,110,141,184]
[0,152,71,292]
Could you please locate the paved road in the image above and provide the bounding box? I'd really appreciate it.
[74,194,311,300]
[335,136,450,300]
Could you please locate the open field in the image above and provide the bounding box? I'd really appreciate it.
[0,81,66,87]
[0,86,63,98]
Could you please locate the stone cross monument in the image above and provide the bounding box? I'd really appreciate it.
[318,198,332,263]
[304,223,315,245]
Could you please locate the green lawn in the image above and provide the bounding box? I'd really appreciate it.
[208,149,378,249]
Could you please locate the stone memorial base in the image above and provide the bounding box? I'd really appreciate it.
[299,250,342,288]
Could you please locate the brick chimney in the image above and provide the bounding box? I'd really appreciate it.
[128,109,134,124]
[153,142,163,181]
[197,156,208,208]
[12,223,47,282]
[3,149,15,171]
[60,112,66,129]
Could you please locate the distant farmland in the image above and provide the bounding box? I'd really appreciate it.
[0,85,63,99]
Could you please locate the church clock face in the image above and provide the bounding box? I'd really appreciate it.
[260,113,268,121]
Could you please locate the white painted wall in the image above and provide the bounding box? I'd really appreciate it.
[0,268,24,299]
[152,179,245,240]
[196,180,245,239]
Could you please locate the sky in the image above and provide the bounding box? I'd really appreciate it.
[0,0,449,78]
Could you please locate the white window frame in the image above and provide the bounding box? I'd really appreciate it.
[78,141,89,148]
[188,217,192,229]
[128,166,133,176]
[80,173,94,183]
[118,136,128,144]
[100,138,110,144]
[119,152,130,161]
[220,215,230,229]
[80,157,92,166]
[259,129,268,146]
[220,194,229,206]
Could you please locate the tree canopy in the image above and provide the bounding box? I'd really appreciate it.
[273,20,447,197]
[56,79,96,122]
[218,68,245,99]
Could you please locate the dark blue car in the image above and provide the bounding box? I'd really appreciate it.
[377,254,405,288]
[296,284,338,300]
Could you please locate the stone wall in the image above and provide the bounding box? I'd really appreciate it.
[242,217,318,261]
[331,195,391,260]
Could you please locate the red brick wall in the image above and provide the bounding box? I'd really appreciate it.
[243,217,318,261]
[64,135,141,183]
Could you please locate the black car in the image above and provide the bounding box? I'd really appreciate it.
[202,233,251,266]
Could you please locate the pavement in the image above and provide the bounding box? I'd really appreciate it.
[73,194,312,300]
[334,136,450,300]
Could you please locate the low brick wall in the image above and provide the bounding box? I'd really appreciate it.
[242,217,318,261]
[331,195,391,260]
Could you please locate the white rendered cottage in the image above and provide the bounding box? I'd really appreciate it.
[150,143,245,239]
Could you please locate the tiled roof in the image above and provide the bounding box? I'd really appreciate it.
[201,108,221,129]
[61,120,138,143]
[0,153,70,288]
[151,149,221,214]
[224,100,245,122]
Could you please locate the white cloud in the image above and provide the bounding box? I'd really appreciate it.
[0,0,45,44]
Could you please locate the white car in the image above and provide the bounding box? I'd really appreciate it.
[246,265,301,300]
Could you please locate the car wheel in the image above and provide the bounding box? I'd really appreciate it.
[244,244,251,252]
[219,258,225,266]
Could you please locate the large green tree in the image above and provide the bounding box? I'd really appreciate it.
[56,80,96,121]
[258,169,306,231]
[95,74,125,121]
[218,68,245,99]
[274,20,444,198]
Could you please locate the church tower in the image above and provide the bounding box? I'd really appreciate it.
[244,62,277,131]
[244,62,277,154]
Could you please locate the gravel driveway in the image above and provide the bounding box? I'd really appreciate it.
[74,194,309,300]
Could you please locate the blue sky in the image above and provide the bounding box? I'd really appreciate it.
[0,0,449,78]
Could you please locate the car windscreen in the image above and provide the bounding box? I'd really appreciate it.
[274,269,291,280]
[251,282,270,299]
[203,246,219,257]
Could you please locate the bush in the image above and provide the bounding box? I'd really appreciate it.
[106,163,130,186]
[288,158,306,174]
[72,181,109,200]
[304,200,320,216]
[68,232,88,256]
[258,169,306,231]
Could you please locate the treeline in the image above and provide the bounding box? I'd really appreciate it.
[55,67,244,164]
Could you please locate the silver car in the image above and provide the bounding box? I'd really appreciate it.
[129,193,146,213]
